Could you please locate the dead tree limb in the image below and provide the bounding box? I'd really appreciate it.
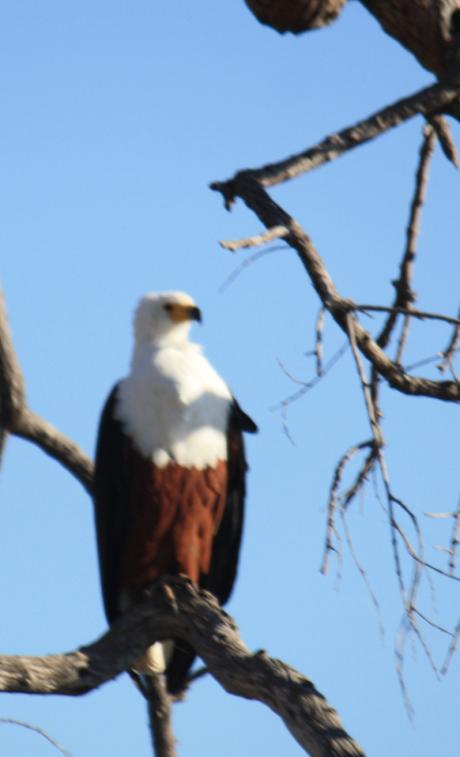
[243,0,460,90]
[0,290,93,492]
[212,81,459,197]
[212,174,460,402]
[0,577,365,757]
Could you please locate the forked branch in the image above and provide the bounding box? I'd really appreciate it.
[0,578,365,757]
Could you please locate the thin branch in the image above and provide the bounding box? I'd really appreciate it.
[0,577,365,757]
[320,440,373,576]
[375,125,436,352]
[0,718,72,757]
[392,519,460,582]
[314,308,325,377]
[448,501,460,577]
[442,618,460,674]
[412,608,454,637]
[394,315,411,366]
[341,447,378,510]
[146,676,176,757]
[340,508,385,639]
[218,244,286,294]
[357,304,460,329]
[438,306,460,378]
[346,315,408,607]
[345,315,383,448]
[427,115,459,168]
[271,341,349,413]
[219,225,288,250]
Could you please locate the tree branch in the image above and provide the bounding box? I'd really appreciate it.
[375,125,436,353]
[212,175,460,402]
[0,290,93,493]
[146,676,176,757]
[0,577,365,757]
[212,82,459,198]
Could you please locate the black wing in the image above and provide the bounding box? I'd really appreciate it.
[167,400,257,696]
[93,382,128,625]
[202,399,257,604]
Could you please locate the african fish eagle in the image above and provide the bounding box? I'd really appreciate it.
[93,291,256,695]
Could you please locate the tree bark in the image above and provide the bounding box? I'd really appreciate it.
[243,0,460,82]
[361,0,460,78]
[244,0,346,33]
[0,578,365,757]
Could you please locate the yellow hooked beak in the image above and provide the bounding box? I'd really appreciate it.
[166,303,202,324]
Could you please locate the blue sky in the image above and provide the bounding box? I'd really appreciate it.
[0,2,459,755]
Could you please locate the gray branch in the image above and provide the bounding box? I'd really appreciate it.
[212,174,460,403]
[0,290,94,493]
[0,578,365,757]
[212,81,459,196]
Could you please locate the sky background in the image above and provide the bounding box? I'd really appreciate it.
[0,2,459,755]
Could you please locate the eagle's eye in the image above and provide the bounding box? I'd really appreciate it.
[163,303,173,313]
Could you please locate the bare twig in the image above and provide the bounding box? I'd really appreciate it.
[375,126,436,352]
[391,518,460,583]
[412,608,453,637]
[341,446,378,510]
[212,175,460,402]
[219,225,288,250]
[442,618,460,674]
[357,304,460,329]
[394,315,412,366]
[314,308,325,377]
[320,440,373,576]
[340,508,385,638]
[438,306,460,378]
[0,577,365,757]
[448,501,460,577]
[427,115,459,168]
[345,315,383,448]
[218,245,286,294]
[0,718,72,757]
[273,341,349,413]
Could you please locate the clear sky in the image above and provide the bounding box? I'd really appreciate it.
[0,2,459,755]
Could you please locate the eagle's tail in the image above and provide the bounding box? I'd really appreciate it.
[131,638,196,701]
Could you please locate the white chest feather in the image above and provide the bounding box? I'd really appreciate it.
[116,343,232,469]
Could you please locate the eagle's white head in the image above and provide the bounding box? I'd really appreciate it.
[133,291,202,347]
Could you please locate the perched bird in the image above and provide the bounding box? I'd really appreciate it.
[93,291,256,696]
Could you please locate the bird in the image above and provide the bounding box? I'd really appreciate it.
[93,290,257,696]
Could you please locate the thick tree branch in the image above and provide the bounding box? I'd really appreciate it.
[244,0,460,87]
[0,578,365,757]
[360,0,460,79]
[212,82,459,198]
